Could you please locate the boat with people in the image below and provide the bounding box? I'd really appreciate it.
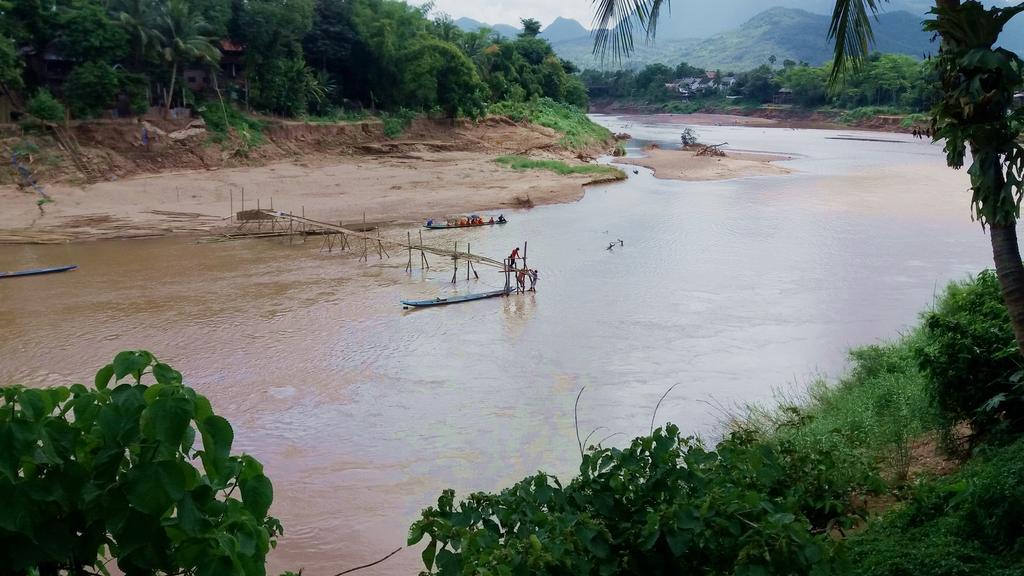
[424,214,507,229]
[401,287,513,308]
[0,264,78,279]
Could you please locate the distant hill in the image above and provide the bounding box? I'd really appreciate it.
[540,17,590,43]
[551,7,935,71]
[454,17,520,39]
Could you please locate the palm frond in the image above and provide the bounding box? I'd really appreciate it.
[591,0,665,61]
[828,0,889,84]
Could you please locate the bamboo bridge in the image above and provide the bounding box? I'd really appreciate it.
[218,209,524,285]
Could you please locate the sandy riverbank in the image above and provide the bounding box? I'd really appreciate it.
[0,151,612,243]
[615,146,792,181]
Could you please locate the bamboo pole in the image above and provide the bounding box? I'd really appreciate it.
[451,241,458,284]
[406,232,413,272]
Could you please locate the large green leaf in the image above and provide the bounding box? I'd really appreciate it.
[240,474,273,519]
[199,415,233,484]
[141,396,194,458]
[112,350,153,381]
[124,460,186,516]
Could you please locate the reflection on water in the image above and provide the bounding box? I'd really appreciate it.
[0,116,991,575]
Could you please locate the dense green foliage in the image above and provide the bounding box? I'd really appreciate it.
[749,335,932,485]
[845,438,1024,576]
[409,424,876,576]
[494,155,624,179]
[489,98,612,150]
[26,89,65,123]
[2,0,589,121]
[0,351,281,575]
[63,61,122,118]
[917,270,1023,441]
[582,53,937,113]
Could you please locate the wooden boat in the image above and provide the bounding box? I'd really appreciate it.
[424,216,507,230]
[0,265,78,279]
[401,287,512,308]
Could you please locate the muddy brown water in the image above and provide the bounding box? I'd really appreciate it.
[0,115,992,574]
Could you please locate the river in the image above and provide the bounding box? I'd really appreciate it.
[0,115,992,575]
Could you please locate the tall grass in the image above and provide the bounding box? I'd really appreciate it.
[742,332,933,484]
[198,102,264,151]
[494,155,625,179]
[489,98,613,150]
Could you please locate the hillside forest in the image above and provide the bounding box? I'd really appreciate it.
[0,0,588,122]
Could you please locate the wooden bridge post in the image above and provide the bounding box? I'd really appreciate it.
[419,230,428,270]
[361,212,368,262]
[406,231,413,273]
[230,190,233,222]
[452,241,458,283]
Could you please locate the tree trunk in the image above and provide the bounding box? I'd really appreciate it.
[989,223,1024,355]
[164,60,178,117]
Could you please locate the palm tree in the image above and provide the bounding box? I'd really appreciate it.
[157,0,220,115]
[110,0,163,67]
[592,0,1024,356]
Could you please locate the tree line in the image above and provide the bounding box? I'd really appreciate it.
[582,53,939,112]
[0,0,588,121]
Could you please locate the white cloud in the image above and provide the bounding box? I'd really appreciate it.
[415,0,594,27]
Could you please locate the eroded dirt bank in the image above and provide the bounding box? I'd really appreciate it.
[0,115,614,242]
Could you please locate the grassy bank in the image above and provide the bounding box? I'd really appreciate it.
[490,98,614,151]
[494,155,625,179]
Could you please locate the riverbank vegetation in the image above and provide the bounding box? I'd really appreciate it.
[495,155,625,179]
[2,0,590,129]
[409,268,1024,575]
[583,53,938,122]
[0,351,282,575]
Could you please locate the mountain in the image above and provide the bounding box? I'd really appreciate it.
[643,0,930,39]
[454,17,520,38]
[551,7,935,72]
[540,17,590,43]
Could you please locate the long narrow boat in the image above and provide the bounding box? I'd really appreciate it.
[401,287,512,308]
[0,265,78,279]
[424,218,507,230]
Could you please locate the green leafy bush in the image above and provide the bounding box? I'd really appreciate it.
[381,108,417,139]
[64,61,120,118]
[410,425,877,575]
[0,351,282,575]
[494,155,625,179]
[845,437,1024,575]
[199,102,265,152]
[916,270,1023,440]
[757,337,933,484]
[489,98,613,150]
[26,89,65,123]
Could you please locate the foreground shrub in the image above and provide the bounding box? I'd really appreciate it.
[0,351,281,575]
[26,89,65,123]
[845,437,1024,575]
[410,425,879,575]
[916,270,1023,441]
[64,61,120,118]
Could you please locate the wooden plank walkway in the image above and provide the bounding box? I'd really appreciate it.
[255,210,508,269]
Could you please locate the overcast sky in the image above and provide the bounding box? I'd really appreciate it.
[416,1,1020,31]
[420,0,593,27]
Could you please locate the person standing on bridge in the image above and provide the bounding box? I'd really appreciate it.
[508,247,520,269]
